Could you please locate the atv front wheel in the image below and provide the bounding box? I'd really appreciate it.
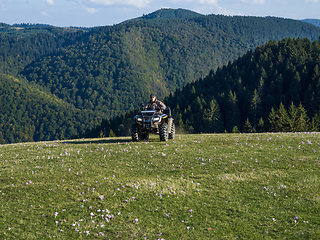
[131,124,140,142]
[140,133,149,141]
[159,122,169,141]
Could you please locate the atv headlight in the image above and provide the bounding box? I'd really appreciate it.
[153,117,160,122]
[136,117,143,122]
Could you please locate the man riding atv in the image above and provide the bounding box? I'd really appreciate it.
[131,94,175,141]
[144,94,166,113]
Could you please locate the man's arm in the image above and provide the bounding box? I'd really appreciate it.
[144,102,150,110]
[157,100,166,110]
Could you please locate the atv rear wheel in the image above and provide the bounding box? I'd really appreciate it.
[169,122,175,139]
[131,124,140,142]
[159,122,169,141]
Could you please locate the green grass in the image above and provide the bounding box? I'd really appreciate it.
[1,133,319,239]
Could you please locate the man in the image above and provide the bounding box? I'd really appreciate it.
[144,94,166,113]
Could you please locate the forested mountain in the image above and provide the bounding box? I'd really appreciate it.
[88,37,320,137]
[2,9,320,143]
[20,13,320,119]
[123,8,203,24]
[0,24,84,76]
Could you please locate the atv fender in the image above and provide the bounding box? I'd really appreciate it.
[168,118,173,133]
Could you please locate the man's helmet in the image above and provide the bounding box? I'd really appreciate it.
[150,94,155,98]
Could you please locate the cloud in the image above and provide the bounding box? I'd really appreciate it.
[198,0,219,5]
[67,1,98,13]
[170,0,218,5]
[240,0,265,4]
[43,0,55,6]
[85,6,98,13]
[88,0,152,8]
[305,0,319,3]
[216,6,237,16]
[41,11,50,16]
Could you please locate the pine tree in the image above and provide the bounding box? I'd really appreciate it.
[250,89,261,131]
[232,126,240,133]
[276,102,291,132]
[275,73,284,104]
[191,86,196,95]
[303,85,315,117]
[185,119,194,133]
[310,114,319,131]
[288,102,299,131]
[296,103,310,132]
[289,71,301,105]
[225,91,240,132]
[243,118,254,133]
[203,98,223,133]
[313,64,320,109]
[257,117,265,132]
[176,113,185,132]
[108,129,116,137]
[276,102,290,132]
[267,107,277,132]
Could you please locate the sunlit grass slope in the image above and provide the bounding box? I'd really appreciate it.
[1,133,319,239]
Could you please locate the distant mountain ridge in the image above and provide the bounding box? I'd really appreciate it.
[122,8,203,24]
[301,19,320,28]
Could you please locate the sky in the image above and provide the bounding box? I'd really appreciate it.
[0,0,319,27]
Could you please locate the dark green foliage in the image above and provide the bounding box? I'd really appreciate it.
[108,129,116,137]
[296,103,310,131]
[203,98,223,133]
[225,91,241,132]
[267,108,278,132]
[0,74,99,143]
[257,117,265,132]
[232,126,240,133]
[269,102,291,132]
[243,118,254,133]
[288,102,299,131]
[250,89,261,129]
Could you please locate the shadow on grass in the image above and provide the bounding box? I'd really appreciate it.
[62,136,162,145]
[62,138,131,145]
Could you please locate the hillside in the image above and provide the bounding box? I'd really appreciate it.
[2,9,320,143]
[89,37,320,138]
[1,133,319,238]
[0,74,99,143]
[0,24,84,76]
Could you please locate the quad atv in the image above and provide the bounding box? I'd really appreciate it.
[131,106,175,142]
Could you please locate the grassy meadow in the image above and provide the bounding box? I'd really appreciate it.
[0,132,319,239]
